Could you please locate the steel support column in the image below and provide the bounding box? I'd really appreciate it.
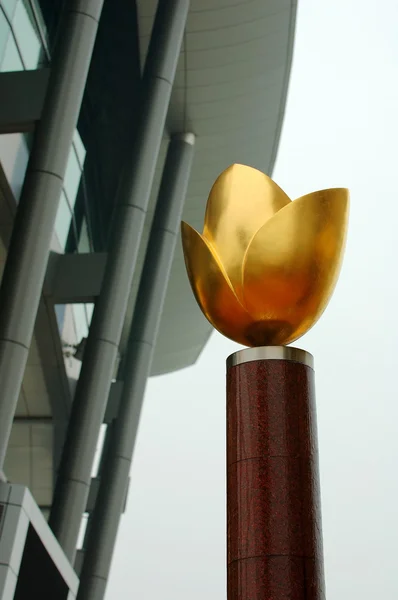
[76,132,195,600]
[0,0,104,472]
[49,0,190,561]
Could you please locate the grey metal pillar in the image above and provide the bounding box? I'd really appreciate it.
[49,0,190,561]
[0,0,104,472]
[76,132,195,600]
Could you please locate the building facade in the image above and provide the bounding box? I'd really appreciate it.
[0,0,296,598]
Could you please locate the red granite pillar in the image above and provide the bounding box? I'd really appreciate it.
[227,347,325,600]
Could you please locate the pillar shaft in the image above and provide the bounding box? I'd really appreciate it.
[50,0,190,561]
[226,347,325,600]
[76,132,195,600]
[0,0,104,472]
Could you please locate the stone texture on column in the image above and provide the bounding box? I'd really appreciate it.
[227,352,325,600]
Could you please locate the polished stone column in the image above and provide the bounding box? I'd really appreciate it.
[226,347,325,600]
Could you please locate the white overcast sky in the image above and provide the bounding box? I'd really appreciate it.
[108,0,398,598]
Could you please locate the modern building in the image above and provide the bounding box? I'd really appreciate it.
[0,0,296,598]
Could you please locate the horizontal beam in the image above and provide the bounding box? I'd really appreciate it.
[44,252,107,304]
[85,475,130,516]
[0,69,50,134]
[13,417,52,423]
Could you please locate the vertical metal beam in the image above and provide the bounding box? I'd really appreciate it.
[0,0,104,472]
[76,132,195,600]
[49,0,190,561]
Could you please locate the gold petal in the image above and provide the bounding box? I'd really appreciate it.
[181,221,253,346]
[242,188,349,345]
[203,164,291,301]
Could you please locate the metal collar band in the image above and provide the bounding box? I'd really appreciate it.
[227,346,314,369]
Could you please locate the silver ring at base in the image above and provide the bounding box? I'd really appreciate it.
[227,346,314,370]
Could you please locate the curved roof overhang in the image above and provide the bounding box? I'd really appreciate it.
[120,0,297,375]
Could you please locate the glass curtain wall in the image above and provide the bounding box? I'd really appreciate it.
[0,0,95,373]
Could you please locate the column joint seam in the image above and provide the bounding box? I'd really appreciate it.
[0,338,29,350]
[31,168,63,181]
[228,554,312,567]
[95,337,119,349]
[227,454,309,468]
[119,203,146,214]
[69,10,100,24]
[65,476,90,487]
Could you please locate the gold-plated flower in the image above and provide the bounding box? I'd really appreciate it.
[181,164,349,347]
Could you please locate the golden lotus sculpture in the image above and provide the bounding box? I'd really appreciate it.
[181,164,349,347]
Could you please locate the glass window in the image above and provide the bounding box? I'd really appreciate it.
[54,191,73,250]
[1,28,23,71]
[73,132,87,167]
[29,0,49,53]
[12,1,43,69]
[2,0,18,20]
[54,304,66,336]
[64,146,82,210]
[0,133,29,201]
[85,303,94,326]
[0,8,11,65]
[72,304,89,340]
[78,218,91,253]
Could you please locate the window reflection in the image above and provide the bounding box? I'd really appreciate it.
[64,146,82,210]
[72,304,89,340]
[73,131,87,167]
[54,191,73,250]
[1,27,23,71]
[78,218,91,253]
[85,303,94,325]
[2,1,18,20]
[0,133,29,200]
[12,1,44,69]
[0,1,91,256]
[55,302,94,359]
[54,304,66,334]
[0,8,11,64]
